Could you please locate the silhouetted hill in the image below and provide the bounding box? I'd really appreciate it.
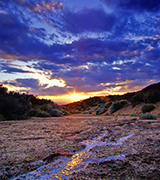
[142,82,160,92]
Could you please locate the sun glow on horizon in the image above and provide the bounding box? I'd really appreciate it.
[38,88,89,105]
[66,92,87,102]
[38,92,89,105]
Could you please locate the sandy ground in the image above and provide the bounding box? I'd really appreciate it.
[0,114,160,179]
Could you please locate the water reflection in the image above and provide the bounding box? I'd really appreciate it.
[54,151,88,179]
[11,133,134,180]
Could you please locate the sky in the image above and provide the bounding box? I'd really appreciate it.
[0,0,160,104]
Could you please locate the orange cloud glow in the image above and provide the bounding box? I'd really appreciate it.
[28,1,64,13]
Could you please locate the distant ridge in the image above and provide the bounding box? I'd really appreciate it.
[63,82,160,112]
[142,82,160,92]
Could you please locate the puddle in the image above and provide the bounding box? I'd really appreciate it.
[10,132,134,180]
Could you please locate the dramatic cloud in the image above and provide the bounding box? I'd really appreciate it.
[101,0,160,12]
[60,9,117,33]
[0,0,160,104]
[0,0,64,13]
[8,78,40,90]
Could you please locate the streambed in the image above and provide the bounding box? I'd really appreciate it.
[1,115,160,180]
[11,132,134,180]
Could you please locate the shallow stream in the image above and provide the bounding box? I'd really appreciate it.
[11,131,134,180]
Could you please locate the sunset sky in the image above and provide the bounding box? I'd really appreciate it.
[0,0,160,104]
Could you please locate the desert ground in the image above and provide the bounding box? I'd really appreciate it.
[0,113,160,179]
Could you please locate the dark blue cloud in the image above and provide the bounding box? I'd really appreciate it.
[0,13,73,63]
[0,13,48,59]
[3,78,40,90]
[33,62,61,72]
[60,8,117,33]
[1,64,29,73]
[40,86,69,96]
[29,27,47,40]
[143,48,160,61]
[70,38,148,64]
[0,13,29,43]
[15,78,40,89]
[101,0,160,12]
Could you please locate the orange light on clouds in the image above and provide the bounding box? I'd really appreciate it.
[3,84,31,92]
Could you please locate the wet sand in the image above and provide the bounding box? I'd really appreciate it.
[0,115,160,179]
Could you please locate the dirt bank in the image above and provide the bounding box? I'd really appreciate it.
[0,115,160,179]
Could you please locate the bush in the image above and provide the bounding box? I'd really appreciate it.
[0,84,7,94]
[110,101,122,114]
[0,96,31,120]
[39,104,49,111]
[96,103,106,115]
[35,111,50,117]
[130,92,145,107]
[62,110,70,116]
[28,110,40,117]
[0,114,5,121]
[96,110,101,115]
[105,102,112,109]
[145,90,160,103]
[130,113,136,117]
[38,104,63,117]
[139,113,157,120]
[40,104,56,112]
[105,113,109,116]
[28,109,51,117]
[83,111,89,114]
[47,109,63,117]
[119,100,128,106]
[141,104,155,113]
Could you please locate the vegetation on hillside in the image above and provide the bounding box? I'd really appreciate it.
[63,82,160,115]
[139,113,157,120]
[110,101,123,114]
[0,84,62,120]
[141,104,155,113]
